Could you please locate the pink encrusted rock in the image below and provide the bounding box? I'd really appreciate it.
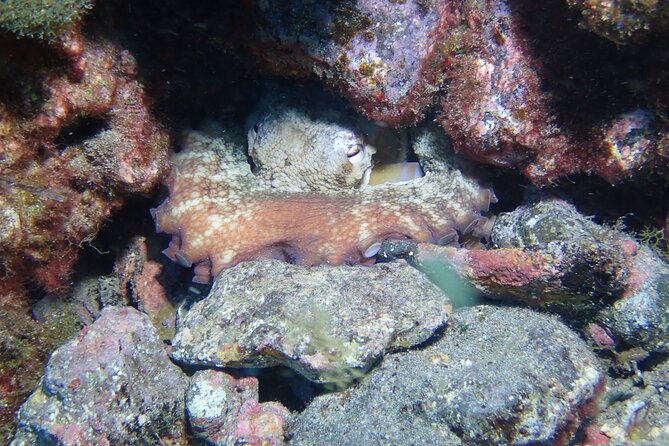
[11,306,188,445]
[393,199,636,303]
[114,236,176,339]
[0,29,169,301]
[236,0,666,186]
[438,1,664,186]
[242,0,460,126]
[186,369,290,446]
[439,0,563,171]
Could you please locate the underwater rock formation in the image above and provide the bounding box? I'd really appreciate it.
[152,125,494,283]
[289,306,604,446]
[235,0,667,186]
[171,260,451,383]
[0,31,169,305]
[381,199,669,353]
[187,369,291,446]
[566,0,669,44]
[437,0,665,185]
[588,357,669,445]
[0,0,94,41]
[242,0,459,127]
[11,306,188,445]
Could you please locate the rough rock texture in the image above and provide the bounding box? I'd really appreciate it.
[152,123,494,283]
[0,30,169,306]
[379,199,636,303]
[0,0,94,41]
[381,199,669,351]
[289,305,604,446]
[438,0,562,171]
[596,252,669,353]
[566,0,669,43]
[172,259,451,383]
[583,358,669,445]
[244,0,459,126]
[438,1,664,185]
[236,0,667,186]
[491,199,622,249]
[187,369,291,446]
[247,90,377,192]
[490,199,669,352]
[11,306,188,445]
[114,236,177,341]
[0,305,83,443]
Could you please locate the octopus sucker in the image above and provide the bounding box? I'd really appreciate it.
[152,125,496,283]
[192,260,212,284]
[438,229,459,246]
[174,250,193,268]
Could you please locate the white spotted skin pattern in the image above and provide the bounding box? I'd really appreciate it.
[153,130,494,283]
[247,98,376,192]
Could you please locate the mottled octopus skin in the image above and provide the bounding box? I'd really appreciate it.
[153,130,494,283]
[247,91,377,192]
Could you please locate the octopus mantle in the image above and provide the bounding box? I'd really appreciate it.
[152,129,495,283]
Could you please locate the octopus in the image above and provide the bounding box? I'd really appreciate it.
[247,92,377,192]
[152,99,496,283]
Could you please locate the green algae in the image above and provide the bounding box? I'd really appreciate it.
[0,305,82,441]
[0,0,94,41]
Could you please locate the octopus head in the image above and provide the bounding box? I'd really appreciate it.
[247,93,377,192]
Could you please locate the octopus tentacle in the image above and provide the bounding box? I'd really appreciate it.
[152,129,495,283]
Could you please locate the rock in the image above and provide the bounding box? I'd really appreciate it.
[378,199,636,304]
[491,199,611,248]
[566,0,669,44]
[289,305,604,446]
[585,358,669,446]
[11,306,188,445]
[114,236,177,341]
[491,199,669,352]
[171,259,451,383]
[187,369,291,446]
[242,0,459,126]
[0,31,169,301]
[382,199,669,352]
[597,254,669,353]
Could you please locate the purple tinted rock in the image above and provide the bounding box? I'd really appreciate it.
[289,306,604,446]
[187,369,290,446]
[11,306,188,446]
[245,0,459,126]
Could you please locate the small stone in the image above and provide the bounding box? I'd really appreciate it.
[186,369,290,446]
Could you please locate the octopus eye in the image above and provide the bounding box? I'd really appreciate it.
[346,144,365,163]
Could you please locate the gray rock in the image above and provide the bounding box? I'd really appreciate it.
[597,254,669,353]
[11,306,188,446]
[171,259,451,383]
[289,305,604,446]
[491,199,669,352]
[492,199,609,249]
[588,358,669,445]
[491,200,631,301]
[187,369,291,446]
